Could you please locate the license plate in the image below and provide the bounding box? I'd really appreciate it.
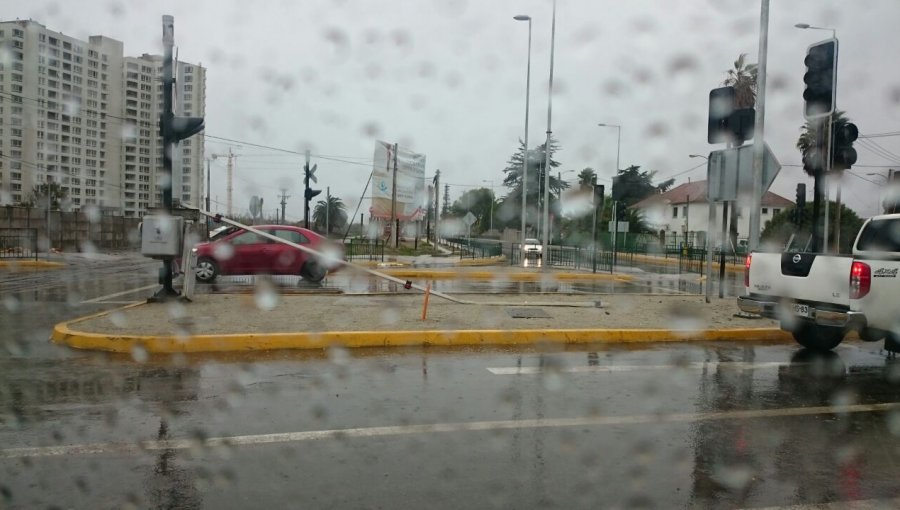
[792,304,810,317]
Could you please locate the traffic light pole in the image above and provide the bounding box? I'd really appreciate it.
[154,15,178,300]
[748,0,770,251]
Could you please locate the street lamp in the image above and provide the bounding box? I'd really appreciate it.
[514,14,532,262]
[598,123,621,269]
[482,179,495,232]
[794,23,836,39]
[689,154,708,160]
[539,0,558,270]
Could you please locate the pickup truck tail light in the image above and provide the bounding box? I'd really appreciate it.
[744,254,752,287]
[850,261,871,299]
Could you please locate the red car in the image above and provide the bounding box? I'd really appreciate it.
[193,225,341,283]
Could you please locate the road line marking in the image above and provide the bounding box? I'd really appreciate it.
[81,284,158,304]
[487,361,793,375]
[2,402,897,460]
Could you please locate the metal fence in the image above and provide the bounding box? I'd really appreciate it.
[0,228,39,260]
[343,238,385,262]
[443,237,503,259]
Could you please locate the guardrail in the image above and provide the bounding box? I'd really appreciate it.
[443,237,503,259]
[0,228,39,260]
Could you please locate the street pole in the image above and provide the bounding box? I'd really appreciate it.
[433,170,440,254]
[823,116,832,253]
[833,180,842,252]
[540,0,557,271]
[326,186,331,236]
[748,0,769,251]
[159,15,176,297]
[392,142,399,248]
[515,14,532,265]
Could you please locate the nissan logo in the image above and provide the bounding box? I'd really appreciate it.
[793,254,802,264]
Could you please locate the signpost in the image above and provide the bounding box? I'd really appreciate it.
[463,211,476,240]
[704,143,781,302]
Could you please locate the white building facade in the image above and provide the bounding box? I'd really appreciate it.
[632,180,794,246]
[0,19,206,216]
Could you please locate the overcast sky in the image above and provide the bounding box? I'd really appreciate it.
[7,0,900,221]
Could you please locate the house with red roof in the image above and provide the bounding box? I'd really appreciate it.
[630,180,794,245]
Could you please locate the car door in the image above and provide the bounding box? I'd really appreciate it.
[268,228,310,274]
[226,230,269,274]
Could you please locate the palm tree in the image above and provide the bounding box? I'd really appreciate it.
[576,167,597,191]
[312,195,348,235]
[723,53,758,108]
[797,110,849,176]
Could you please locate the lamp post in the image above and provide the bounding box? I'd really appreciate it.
[689,154,708,160]
[795,22,837,252]
[514,14,532,263]
[540,0,557,271]
[482,179,495,232]
[598,123,621,268]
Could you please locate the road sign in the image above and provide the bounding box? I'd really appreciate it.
[463,212,477,227]
[608,221,629,233]
[708,143,781,202]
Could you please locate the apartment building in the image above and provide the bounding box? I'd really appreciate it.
[0,19,206,216]
[121,54,206,216]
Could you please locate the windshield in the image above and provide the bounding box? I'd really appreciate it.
[3,1,900,509]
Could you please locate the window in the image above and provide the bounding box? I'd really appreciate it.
[270,229,309,244]
[856,218,900,252]
[672,207,678,218]
[230,232,265,246]
[762,207,768,214]
[773,208,781,215]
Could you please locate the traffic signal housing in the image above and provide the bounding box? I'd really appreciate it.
[303,162,321,228]
[803,39,837,120]
[708,87,735,144]
[832,122,858,170]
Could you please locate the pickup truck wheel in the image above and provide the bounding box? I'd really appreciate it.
[791,323,844,351]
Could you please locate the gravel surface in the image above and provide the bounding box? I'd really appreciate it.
[71,292,777,336]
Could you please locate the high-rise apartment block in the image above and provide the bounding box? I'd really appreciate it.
[0,19,206,216]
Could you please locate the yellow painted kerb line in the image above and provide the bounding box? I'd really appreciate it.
[0,260,65,270]
[52,305,792,353]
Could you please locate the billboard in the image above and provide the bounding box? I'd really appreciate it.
[370,140,426,221]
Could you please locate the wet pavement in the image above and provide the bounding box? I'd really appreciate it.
[4,254,900,508]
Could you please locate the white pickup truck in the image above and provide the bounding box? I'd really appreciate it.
[738,213,900,351]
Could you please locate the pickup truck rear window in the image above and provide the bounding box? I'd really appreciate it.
[856,218,900,252]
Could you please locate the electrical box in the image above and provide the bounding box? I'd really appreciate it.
[140,215,184,258]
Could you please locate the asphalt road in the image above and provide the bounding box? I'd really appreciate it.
[3,255,899,509]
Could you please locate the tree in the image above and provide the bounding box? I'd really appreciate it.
[312,195,347,235]
[797,110,850,176]
[449,188,496,235]
[499,137,569,231]
[19,182,67,210]
[576,168,597,191]
[613,165,674,208]
[723,53,758,108]
[761,201,864,254]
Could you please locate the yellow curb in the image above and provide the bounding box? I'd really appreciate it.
[355,261,410,268]
[0,260,65,270]
[629,254,744,274]
[458,256,507,267]
[379,269,634,282]
[51,305,792,353]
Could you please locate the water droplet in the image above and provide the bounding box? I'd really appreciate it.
[3,295,20,313]
[110,311,127,328]
[131,344,148,363]
[328,345,350,365]
[213,242,234,260]
[254,280,279,311]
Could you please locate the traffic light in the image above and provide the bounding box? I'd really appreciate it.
[708,86,735,144]
[303,162,321,229]
[832,122,858,170]
[803,40,837,120]
[794,183,806,225]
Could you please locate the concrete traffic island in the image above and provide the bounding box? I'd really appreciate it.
[52,292,792,353]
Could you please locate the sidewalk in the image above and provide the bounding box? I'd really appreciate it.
[52,291,789,354]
